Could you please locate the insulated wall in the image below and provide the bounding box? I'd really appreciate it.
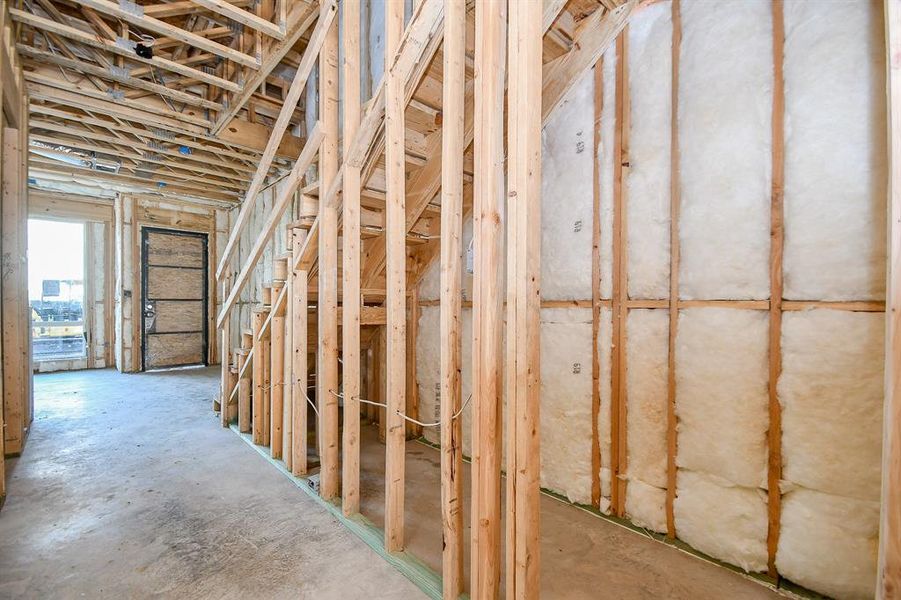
[412,1,887,598]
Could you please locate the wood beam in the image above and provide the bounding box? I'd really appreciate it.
[191,0,285,40]
[767,0,785,579]
[211,2,319,134]
[75,0,260,68]
[215,0,336,282]
[341,0,362,518]
[879,1,901,596]
[505,1,543,596]
[384,0,406,553]
[9,8,239,93]
[471,0,505,596]
[441,0,466,596]
[216,124,322,328]
[665,0,681,539]
[317,0,340,502]
[292,231,310,476]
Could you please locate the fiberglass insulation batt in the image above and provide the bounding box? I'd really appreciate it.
[782,0,886,301]
[624,309,669,532]
[678,0,772,300]
[776,310,884,599]
[674,308,769,572]
[626,2,672,301]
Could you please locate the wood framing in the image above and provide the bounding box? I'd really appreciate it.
[271,282,286,460]
[665,0,681,540]
[252,309,265,445]
[384,0,407,553]
[880,0,901,596]
[471,0,505,596]
[505,0,543,596]
[216,124,323,328]
[317,0,340,502]
[216,1,336,282]
[440,0,466,596]
[591,58,604,510]
[767,0,785,579]
[610,30,629,518]
[341,0,362,518]
[292,233,310,477]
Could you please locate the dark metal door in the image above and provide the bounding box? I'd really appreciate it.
[141,227,208,370]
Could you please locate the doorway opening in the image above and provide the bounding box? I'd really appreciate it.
[28,219,86,362]
[140,227,209,371]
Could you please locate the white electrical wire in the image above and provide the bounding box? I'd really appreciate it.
[329,389,472,428]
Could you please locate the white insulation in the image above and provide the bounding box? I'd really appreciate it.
[782,0,886,301]
[678,0,772,300]
[624,309,668,531]
[541,71,595,301]
[776,309,884,598]
[626,3,672,300]
[411,1,887,596]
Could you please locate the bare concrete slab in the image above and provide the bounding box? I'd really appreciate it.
[0,367,423,600]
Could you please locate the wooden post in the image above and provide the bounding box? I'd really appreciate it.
[284,259,294,471]
[610,30,630,518]
[665,0,682,539]
[238,350,251,433]
[271,282,286,459]
[766,0,785,579]
[375,327,386,443]
[505,0,543,596]
[262,316,272,447]
[406,287,421,439]
[292,234,309,476]
[472,0,505,595]
[2,127,25,455]
[220,310,231,427]
[318,0,340,501]
[384,0,407,552]
[441,0,466,595]
[252,309,265,445]
[879,1,901,596]
[591,57,604,510]
[342,0,363,517]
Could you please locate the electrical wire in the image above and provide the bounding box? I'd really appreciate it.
[328,389,472,428]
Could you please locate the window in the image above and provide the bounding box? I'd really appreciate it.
[28,219,86,361]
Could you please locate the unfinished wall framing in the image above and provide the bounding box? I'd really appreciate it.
[417,1,890,598]
[19,0,881,597]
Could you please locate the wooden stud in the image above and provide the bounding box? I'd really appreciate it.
[262,323,272,446]
[284,259,294,472]
[252,310,265,445]
[610,30,630,518]
[505,0,543,596]
[220,303,231,427]
[591,58,604,510]
[216,126,323,328]
[215,1,336,282]
[384,0,407,552]
[318,0,341,501]
[1,126,24,454]
[292,236,310,477]
[440,0,466,595]
[665,0,681,540]
[406,287,421,439]
[767,0,785,579]
[238,350,252,433]
[880,2,901,595]
[342,0,363,517]
[471,0,505,595]
[271,282,286,459]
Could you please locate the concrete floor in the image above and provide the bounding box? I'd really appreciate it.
[0,367,788,600]
[357,427,786,600]
[0,367,423,599]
